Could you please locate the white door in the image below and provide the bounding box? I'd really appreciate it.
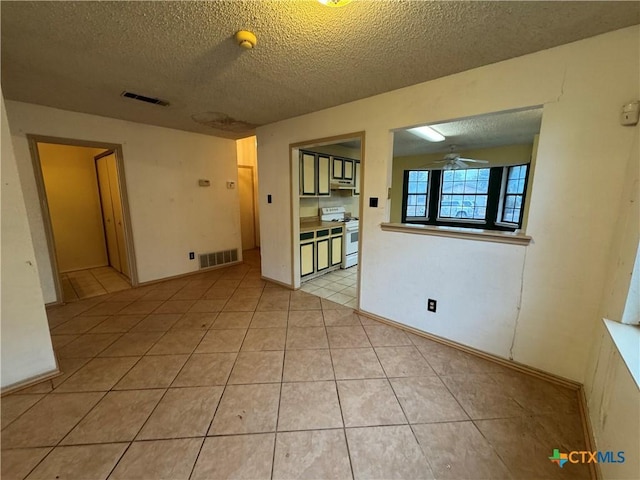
[238,166,256,250]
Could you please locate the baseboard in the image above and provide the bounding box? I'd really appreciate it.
[261,276,296,290]
[356,308,582,390]
[137,260,243,287]
[1,367,61,396]
[577,386,601,480]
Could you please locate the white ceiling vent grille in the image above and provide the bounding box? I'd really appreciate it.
[199,249,238,269]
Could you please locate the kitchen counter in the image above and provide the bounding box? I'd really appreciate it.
[300,220,345,233]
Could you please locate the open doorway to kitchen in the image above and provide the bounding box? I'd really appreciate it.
[28,136,137,304]
[291,133,364,309]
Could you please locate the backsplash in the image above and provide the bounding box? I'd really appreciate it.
[300,192,360,218]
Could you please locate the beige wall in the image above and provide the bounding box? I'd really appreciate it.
[236,136,260,246]
[6,101,241,302]
[38,143,108,272]
[390,143,534,223]
[1,91,56,389]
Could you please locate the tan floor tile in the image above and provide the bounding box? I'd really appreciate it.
[390,376,469,424]
[1,448,51,480]
[50,335,79,350]
[51,357,90,388]
[203,286,236,299]
[171,312,217,330]
[55,357,139,392]
[172,353,237,387]
[321,298,352,310]
[289,295,322,311]
[331,348,385,380]
[287,310,323,327]
[239,279,267,288]
[192,434,274,480]
[273,429,352,480]
[56,333,121,358]
[138,387,223,439]
[99,332,164,357]
[286,327,328,350]
[346,425,434,480]
[326,326,371,349]
[278,381,343,431]
[493,372,579,415]
[119,300,164,315]
[153,300,196,314]
[337,379,406,427]
[146,330,206,355]
[363,325,412,346]
[196,329,246,353]
[51,316,109,335]
[213,312,254,329]
[209,383,280,435]
[439,373,526,419]
[82,301,132,316]
[24,443,127,480]
[232,287,264,298]
[1,394,45,428]
[13,381,53,395]
[109,438,202,480]
[188,299,227,313]
[413,337,509,375]
[1,393,104,448]
[171,287,209,301]
[322,309,361,326]
[283,349,334,382]
[241,328,286,351]
[375,346,435,377]
[228,351,284,384]
[114,355,188,390]
[256,297,290,311]
[251,311,288,328]
[89,314,145,333]
[61,390,163,444]
[130,313,182,332]
[223,297,259,312]
[412,422,511,479]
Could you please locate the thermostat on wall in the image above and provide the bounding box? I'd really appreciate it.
[198,179,211,187]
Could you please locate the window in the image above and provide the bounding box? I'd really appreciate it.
[404,170,429,219]
[401,164,529,231]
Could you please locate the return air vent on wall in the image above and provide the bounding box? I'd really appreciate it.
[121,91,170,107]
[199,249,238,269]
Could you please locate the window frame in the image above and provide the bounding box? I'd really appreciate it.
[497,164,529,228]
[401,170,430,221]
[401,164,529,232]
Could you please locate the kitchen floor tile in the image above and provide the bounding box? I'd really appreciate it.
[277,381,343,431]
[25,443,127,480]
[390,376,468,424]
[172,353,237,387]
[337,379,406,427]
[228,351,284,384]
[331,348,385,380]
[209,383,280,435]
[283,349,334,382]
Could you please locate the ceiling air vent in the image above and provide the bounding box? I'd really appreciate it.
[121,91,170,107]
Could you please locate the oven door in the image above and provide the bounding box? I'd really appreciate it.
[345,229,359,255]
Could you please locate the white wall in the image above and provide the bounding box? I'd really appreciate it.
[256,26,639,383]
[1,92,57,389]
[6,102,241,303]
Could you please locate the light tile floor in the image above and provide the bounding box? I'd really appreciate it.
[61,267,131,302]
[2,250,592,479]
[300,266,358,308]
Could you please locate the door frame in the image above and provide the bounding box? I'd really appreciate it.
[237,164,258,250]
[27,135,139,304]
[289,131,365,305]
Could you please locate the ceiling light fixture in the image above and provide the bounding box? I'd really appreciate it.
[407,125,446,142]
[318,0,353,7]
[235,30,257,49]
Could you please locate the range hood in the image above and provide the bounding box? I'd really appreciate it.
[330,180,355,190]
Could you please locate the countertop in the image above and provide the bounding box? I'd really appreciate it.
[300,220,345,233]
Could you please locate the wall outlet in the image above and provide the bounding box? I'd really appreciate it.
[427,298,437,313]
[189,252,195,260]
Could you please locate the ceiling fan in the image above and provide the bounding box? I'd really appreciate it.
[434,146,489,170]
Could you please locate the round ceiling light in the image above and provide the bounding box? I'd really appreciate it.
[235,30,257,49]
[318,0,353,7]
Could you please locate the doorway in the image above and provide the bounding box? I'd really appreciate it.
[29,136,137,303]
[238,165,257,251]
[291,132,364,310]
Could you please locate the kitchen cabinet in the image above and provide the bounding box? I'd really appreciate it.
[300,151,330,197]
[354,160,361,196]
[332,157,354,181]
[299,225,344,278]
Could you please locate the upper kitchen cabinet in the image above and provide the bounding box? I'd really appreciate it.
[300,151,330,197]
[354,160,361,196]
[332,157,354,181]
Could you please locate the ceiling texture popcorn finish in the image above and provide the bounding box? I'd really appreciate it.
[1,1,638,139]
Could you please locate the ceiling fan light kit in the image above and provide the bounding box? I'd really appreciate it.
[407,125,446,142]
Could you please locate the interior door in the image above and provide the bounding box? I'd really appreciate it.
[96,155,121,272]
[105,153,129,278]
[238,166,256,250]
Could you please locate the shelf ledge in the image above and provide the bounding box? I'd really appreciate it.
[380,223,532,246]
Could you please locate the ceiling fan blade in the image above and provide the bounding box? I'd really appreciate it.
[457,157,489,164]
[455,159,469,169]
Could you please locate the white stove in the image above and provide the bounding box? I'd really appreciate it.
[320,207,359,268]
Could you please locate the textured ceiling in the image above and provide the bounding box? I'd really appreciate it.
[1,1,638,139]
[393,108,543,157]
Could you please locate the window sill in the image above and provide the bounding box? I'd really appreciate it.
[380,223,532,246]
[603,319,640,389]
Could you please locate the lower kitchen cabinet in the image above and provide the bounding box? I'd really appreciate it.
[316,238,330,271]
[331,229,343,266]
[300,232,315,277]
[299,226,344,279]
